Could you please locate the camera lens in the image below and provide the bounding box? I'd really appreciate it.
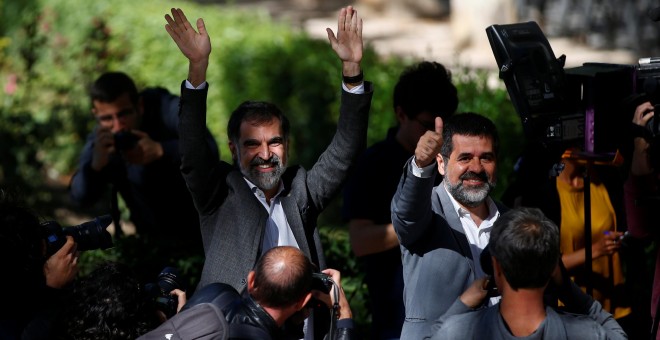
[158,267,183,293]
[65,215,113,251]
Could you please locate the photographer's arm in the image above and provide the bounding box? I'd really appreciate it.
[313,269,354,340]
[426,278,489,339]
[70,131,113,205]
[631,102,655,176]
[625,102,659,240]
[550,261,627,340]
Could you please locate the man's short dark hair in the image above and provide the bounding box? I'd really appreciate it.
[440,112,500,158]
[90,72,139,106]
[489,207,560,290]
[251,246,314,308]
[393,61,458,120]
[227,101,290,144]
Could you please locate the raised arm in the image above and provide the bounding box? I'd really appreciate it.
[305,6,373,212]
[164,8,228,216]
[165,8,211,87]
[326,6,363,89]
[392,117,444,246]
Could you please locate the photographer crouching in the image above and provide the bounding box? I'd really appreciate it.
[625,101,660,339]
[141,246,355,340]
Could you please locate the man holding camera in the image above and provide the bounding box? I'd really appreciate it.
[69,72,218,258]
[428,207,627,339]
[142,246,355,340]
[391,112,505,339]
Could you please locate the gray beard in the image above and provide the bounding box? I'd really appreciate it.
[239,155,287,191]
[444,178,494,208]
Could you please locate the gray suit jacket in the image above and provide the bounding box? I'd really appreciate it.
[428,297,627,339]
[391,161,506,339]
[178,82,373,292]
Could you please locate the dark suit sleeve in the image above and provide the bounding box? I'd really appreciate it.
[178,82,231,215]
[391,160,437,247]
[305,83,373,213]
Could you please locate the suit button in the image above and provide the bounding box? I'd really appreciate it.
[240,278,246,286]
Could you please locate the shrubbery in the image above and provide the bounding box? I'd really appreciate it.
[0,0,520,335]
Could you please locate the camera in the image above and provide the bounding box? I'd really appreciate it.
[42,215,113,257]
[311,272,333,294]
[114,130,139,150]
[305,272,334,309]
[486,21,645,160]
[145,267,185,319]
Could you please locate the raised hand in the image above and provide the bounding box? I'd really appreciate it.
[326,6,363,77]
[415,117,444,168]
[165,8,211,87]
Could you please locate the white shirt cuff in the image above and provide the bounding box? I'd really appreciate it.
[184,80,208,90]
[342,82,364,94]
[411,157,437,178]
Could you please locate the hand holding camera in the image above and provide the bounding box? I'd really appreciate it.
[121,130,164,165]
[145,267,187,319]
[41,215,113,288]
[43,236,79,289]
[311,269,352,321]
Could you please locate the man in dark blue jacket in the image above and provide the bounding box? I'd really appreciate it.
[69,72,218,270]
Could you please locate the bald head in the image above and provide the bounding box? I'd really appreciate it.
[250,246,314,308]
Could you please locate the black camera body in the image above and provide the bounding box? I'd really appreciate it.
[145,267,185,319]
[114,130,139,150]
[304,272,334,310]
[42,215,113,257]
[311,272,333,294]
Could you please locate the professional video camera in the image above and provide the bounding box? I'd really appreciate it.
[42,215,113,257]
[486,21,660,162]
[145,267,186,319]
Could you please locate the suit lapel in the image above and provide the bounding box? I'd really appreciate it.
[436,183,474,261]
[281,195,311,257]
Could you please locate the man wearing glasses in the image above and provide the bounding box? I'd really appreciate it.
[69,72,218,264]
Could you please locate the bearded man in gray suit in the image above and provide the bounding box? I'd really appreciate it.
[165,7,371,338]
[165,5,371,296]
[392,112,504,339]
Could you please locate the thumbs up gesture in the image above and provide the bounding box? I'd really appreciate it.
[414,117,444,168]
